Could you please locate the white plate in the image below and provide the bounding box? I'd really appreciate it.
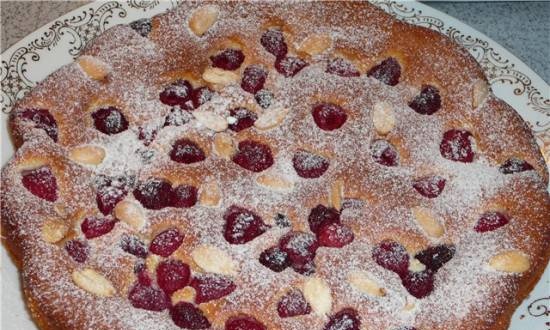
[1,1,548,329]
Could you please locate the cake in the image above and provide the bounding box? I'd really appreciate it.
[2,1,549,330]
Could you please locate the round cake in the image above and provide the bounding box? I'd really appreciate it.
[2,2,549,330]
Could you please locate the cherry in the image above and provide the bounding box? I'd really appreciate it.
[164,108,192,127]
[241,65,267,94]
[129,18,152,37]
[120,234,148,258]
[312,103,347,131]
[228,107,258,132]
[210,49,245,70]
[170,138,206,164]
[317,222,354,248]
[474,211,509,232]
[292,259,316,276]
[440,129,475,163]
[372,240,409,276]
[190,274,236,304]
[172,185,197,208]
[412,176,446,198]
[371,140,399,166]
[499,158,534,174]
[232,140,274,172]
[191,86,213,109]
[409,85,442,115]
[259,246,290,272]
[81,216,117,239]
[223,205,269,244]
[133,178,173,210]
[65,240,89,263]
[138,125,158,146]
[260,29,287,58]
[326,57,360,77]
[324,308,361,330]
[254,89,273,109]
[96,186,127,215]
[156,259,191,294]
[170,302,211,329]
[400,270,434,299]
[277,289,311,318]
[91,107,129,135]
[292,151,330,178]
[308,205,340,234]
[279,231,319,268]
[275,56,308,77]
[415,245,455,272]
[159,80,193,108]
[225,315,266,330]
[149,228,184,257]
[134,263,153,286]
[21,166,58,202]
[19,108,58,142]
[129,282,170,311]
[367,57,401,86]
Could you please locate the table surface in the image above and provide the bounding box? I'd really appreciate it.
[1,1,549,83]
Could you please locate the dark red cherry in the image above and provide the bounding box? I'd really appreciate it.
[259,246,290,272]
[317,222,354,248]
[412,176,446,198]
[232,140,274,172]
[133,178,173,210]
[91,107,129,135]
[149,228,184,257]
[65,240,89,263]
[326,57,360,77]
[228,107,258,132]
[241,65,268,94]
[260,29,287,58]
[277,289,311,318]
[172,185,197,208]
[81,216,117,239]
[96,186,127,215]
[308,205,340,234]
[367,57,401,86]
[170,303,211,329]
[409,85,441,115]
[279,231,319,266]
[401,270,434,299]
[440,129,475,163]
[324,308,361,330]
[312,103,347,131]
[371,140,399,166]
[210,49,245,70]
[190,274,236,304]
[225,315,266,330]
[156,259,191,294]
[129,18,152,37]
[372,240,409,276]
[159,80,193,108]
[19,108,58,141]
[223,205,269,244]
[292,150,330,179]
[415,245,455,272]
[499,158,534,174]
[190,86,213,109]
[128,282,170,311]
[275,56,308,77]
[134,263,153,286]
[21,166,58,202]
[170,138,206,164]
[474,211,509,233]
[291,259,316,276]
[164,108,192,127]
[254,89,273,109]
[120,234,148,258]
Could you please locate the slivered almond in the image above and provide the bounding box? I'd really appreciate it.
[189,5,219,36]
[298,33,332,56]
[212,133,235,159]
[172,287,196,304]
[114,200,146,230]
[372,102,396,135]
[408,258,426,273]
[489,250,530,273]
[256,173,294,191]
[202,67,239,87]
[411,206,444,238]
[254,107,289,130]
[199,179,222,207]
[72,269,116,297]
[191,245,237,276]
[146,254,161,273]
[328,179,344,210]
[193,111,228,132]
[69,145,106,165]
[41,219,68,243]
[472,79,490,109]
[77,55,110,81]
[347,270,385,297]
[303,277,332,316]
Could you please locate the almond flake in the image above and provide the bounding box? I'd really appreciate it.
[303,277,332,316]
[72,268,116,297]
[191,245,237,276]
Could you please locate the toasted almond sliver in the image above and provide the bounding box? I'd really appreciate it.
[202,67,240,87]
[372,102,396,135]
[472,79,490,109]
[489,250,530,273]
[172,287,196,305]
[77,55,110,81]
[256,173,294,191]
[146,254,161,273]
[213,133,236,159]
[41,219,69,243]
[328,179,344,210]
[254,108,289,130]
[72,269,116,297]
[347,270,386,297]
[408,258,426,273]
[193,110,228,132]
[199,179,222,207]
[114,200,146,230]
[189,5,219,36]
[303,277,332,316]
[69,145,106,166]
[298,33,332,56]
[412,206,444,238]
[191,245,237,276]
